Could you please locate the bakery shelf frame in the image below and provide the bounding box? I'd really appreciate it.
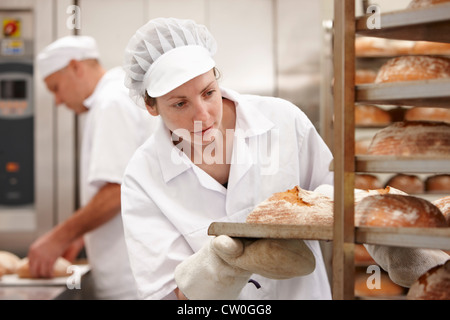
[332,0,450,300]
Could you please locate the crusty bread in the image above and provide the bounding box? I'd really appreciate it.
[408,0,450,9]
[385,174,424,194]
[16,257,71,279]
[412,41,450,55]
[355,105,392,126]
[355,194,448,227]
[355,37,415,57]
[366,121,450,156]
[433,195,450,226]
[246,186,407,227]
[0,251,21,274]
[374,56,450,83]
[355,69,377,84]
[425,174,450,193]
[405,107,450,123]
[407,259,450,300]
[355,174,383,190]
[246,186,334,226]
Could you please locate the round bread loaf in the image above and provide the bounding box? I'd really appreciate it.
[408,0,450,9]
[355,138,372,155]
[407,259,450,300]
[412,41,450,55]
[355,174,384,190]
[16,257,71,279]
[386,174,424,194]
[246,186,334,226]
[366,121,450,156]
[354,244,376,265]
[405,107,450,123]
[355,194,448,227]
[374,56,450,83]
[355,69,377,84]
[355,105,392,126]
[425,174,450,192]
[355,37,415,57]
[0,251,21,274]
[433,195,450,226]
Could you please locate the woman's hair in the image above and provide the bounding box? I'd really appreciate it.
[144,67,221,108]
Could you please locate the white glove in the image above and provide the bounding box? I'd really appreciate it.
[364,244,450,287]
[174,235,316,300]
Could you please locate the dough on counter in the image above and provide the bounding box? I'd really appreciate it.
[0,251,21,274]
[16,257,71,279]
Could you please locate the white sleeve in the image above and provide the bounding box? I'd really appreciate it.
[87,101,146,187]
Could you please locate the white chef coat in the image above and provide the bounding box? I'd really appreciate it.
[121,87,334,300]
[80,67,158,299]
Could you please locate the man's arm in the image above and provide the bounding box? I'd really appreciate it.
[28,183,121,278]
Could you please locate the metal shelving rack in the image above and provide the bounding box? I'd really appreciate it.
[332,0,450,299]
[208,0,450,301]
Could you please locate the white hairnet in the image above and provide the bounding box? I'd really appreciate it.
[123,17,217,109]
[36,35,100,79]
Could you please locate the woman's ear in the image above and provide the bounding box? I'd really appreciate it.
[146,104,159,116]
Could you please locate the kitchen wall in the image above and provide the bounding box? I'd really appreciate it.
[76,0,325,127]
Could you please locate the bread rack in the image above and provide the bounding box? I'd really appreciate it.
[332,0,450,299]
[208,1,450,300]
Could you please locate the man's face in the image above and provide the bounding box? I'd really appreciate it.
[44,65,87,114]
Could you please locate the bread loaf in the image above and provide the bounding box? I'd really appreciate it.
[16,257,71,279]
[408,0,450,9]
[355,105,392,126]
[355,194,448,227]
[0,251,21,274]
[407,259,450,300]
[425,174,450,192]
[433,195,450,226]
[405,107,450,123]
[246,186,407,227]
[366,121,450,156]
[355,69,377,84]
[355,138,372,155]
[355,174,383,190]
[412,41,450,55]
[246,186,334,226]
[374,56,450,83]
[385,174,424,194]
[355,37,415,57]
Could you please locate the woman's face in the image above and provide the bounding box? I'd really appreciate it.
[147,69,224,146]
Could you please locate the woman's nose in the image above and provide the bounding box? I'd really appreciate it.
[192,99,209,123]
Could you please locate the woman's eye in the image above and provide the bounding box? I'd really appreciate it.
[205,90,215,97]
[174,101,185,108]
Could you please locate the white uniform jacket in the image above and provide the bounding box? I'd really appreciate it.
[121,87,334,300]
[80,67,157,299]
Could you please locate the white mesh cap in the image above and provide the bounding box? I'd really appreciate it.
[36,35,100,79]
[123,17,217,109]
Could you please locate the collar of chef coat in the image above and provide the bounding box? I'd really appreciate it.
[155,87,275,190]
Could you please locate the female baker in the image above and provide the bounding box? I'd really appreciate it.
[121,17,334,300]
